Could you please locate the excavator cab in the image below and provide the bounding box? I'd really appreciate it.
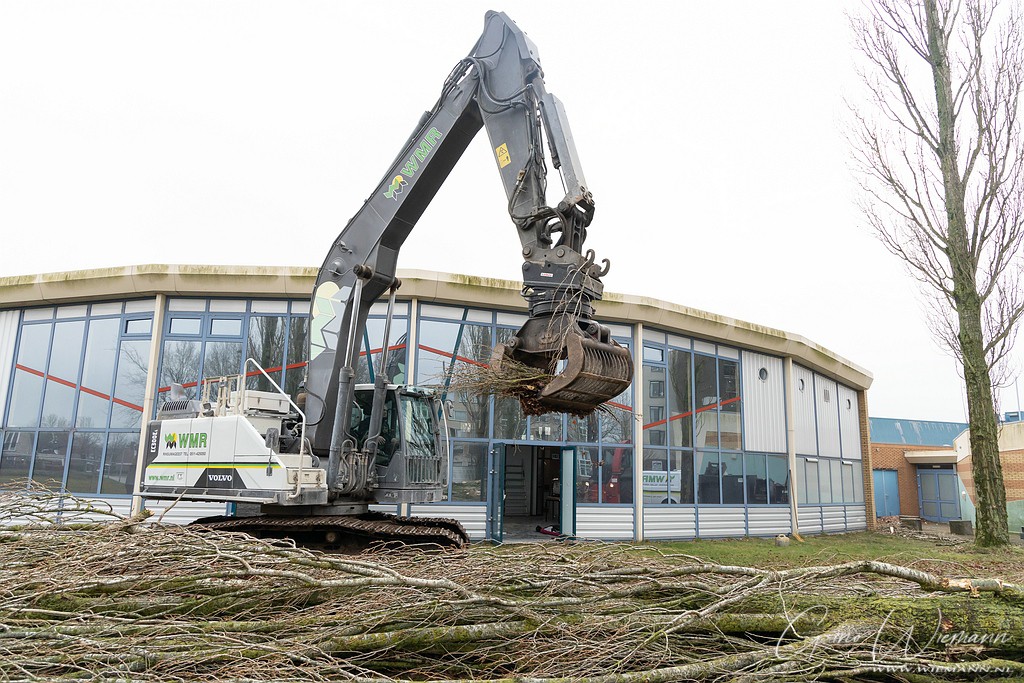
[355,384,448,504]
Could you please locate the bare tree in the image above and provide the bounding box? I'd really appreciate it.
[850,0,1024,545]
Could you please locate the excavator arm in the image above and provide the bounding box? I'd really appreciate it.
[304,11,633,486]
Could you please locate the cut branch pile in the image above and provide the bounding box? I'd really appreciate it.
[1,488,1023,681]
[443,357,560,416]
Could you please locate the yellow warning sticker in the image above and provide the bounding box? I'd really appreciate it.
[495,143,511,168]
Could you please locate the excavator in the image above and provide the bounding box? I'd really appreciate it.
[139,11,633,548]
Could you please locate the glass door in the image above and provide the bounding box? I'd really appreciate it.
[560,446,577,537]
[487,443,506,542]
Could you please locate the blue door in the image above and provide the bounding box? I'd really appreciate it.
[873,470,900,517]
[917,468,961,522]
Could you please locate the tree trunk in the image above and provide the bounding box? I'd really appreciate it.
[925,0,1009,546]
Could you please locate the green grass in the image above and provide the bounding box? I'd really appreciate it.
[631,532,1024,581]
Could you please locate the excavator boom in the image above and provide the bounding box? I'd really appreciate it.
[305,11,633,467]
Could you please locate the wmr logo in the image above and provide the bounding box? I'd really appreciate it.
[383,127,444,200]
[164,432,208,449]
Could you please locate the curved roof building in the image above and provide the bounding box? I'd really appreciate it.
[0,265,872,540]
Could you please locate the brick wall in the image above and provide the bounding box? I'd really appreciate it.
[859,390,875,528]
[1000,448,1024,503]
[956,447,1024,505]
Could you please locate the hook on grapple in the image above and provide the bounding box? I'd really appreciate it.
[491,314,633,416]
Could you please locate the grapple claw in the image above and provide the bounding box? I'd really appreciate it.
[491,319,633,416]
[539,333,633,413]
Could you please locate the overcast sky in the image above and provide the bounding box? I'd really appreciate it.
[1,1,1021,423]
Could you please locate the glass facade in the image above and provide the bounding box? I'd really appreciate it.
[1,302,154,494]
[414,304,634,505]
[0,292,866,535]
[0,297,400,497]
[638,333,779,507]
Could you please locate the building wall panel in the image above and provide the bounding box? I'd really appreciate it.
[838,385,862,459]
[698,507,746,537]
[821,505,846,532]
[793,365,818,456]
[798,507,823,534]
[747,507,792,536]
[741,351,786,453]
[577,506,634,540]
[0,309,19,423]
[642,507,697,539]
[410,503,487,541]
[814,375,841,458]
[846,506,867,530]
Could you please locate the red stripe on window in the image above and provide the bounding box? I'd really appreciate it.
[16,364,144,412]
[417,344,489,368]
[643,396,741,430]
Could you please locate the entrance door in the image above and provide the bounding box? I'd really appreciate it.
[917,467,960,522]
[487,443,505,542]
[560,446,577,537]
[872,470,901,517]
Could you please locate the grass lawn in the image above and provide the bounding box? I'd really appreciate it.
[627,531,1024,582]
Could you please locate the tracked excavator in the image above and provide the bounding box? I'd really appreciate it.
[139,11,633,548]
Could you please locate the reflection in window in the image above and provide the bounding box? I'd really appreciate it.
[568,411,599,444]
[767,454,789,504]
[101,433,139,495]
[202,341,243,379]
[67,432,104,494]
[671,449,695,504]
[450,442,487,502]
[601,447,633,504]
[77,318,119,428]
[111,340,150,428]
[644,365,666,447]
[601,371,633,445]
[40,321,86,428]
[722,452,744,504]
[8,324,54,428]
[363,318,409,385]
[3,307,150,495]
[247,316,287,391]
[668,349,692,447]
[694,355,719,448]
[745,453,768,504]
[32,432,69,487]
[696,450,720,504]
[7,369,45,429]
[285,316,309,399]
[530,411,562,442]
[719,359,741,450]
[0,431,33,482]
[159,340,201,401]
[418,320,491,439]
[643,448,669,502]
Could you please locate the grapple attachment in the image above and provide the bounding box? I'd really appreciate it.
[539,333,633,413]
[492,316,633,415]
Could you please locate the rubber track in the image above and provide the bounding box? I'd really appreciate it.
[191,512,470,549]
